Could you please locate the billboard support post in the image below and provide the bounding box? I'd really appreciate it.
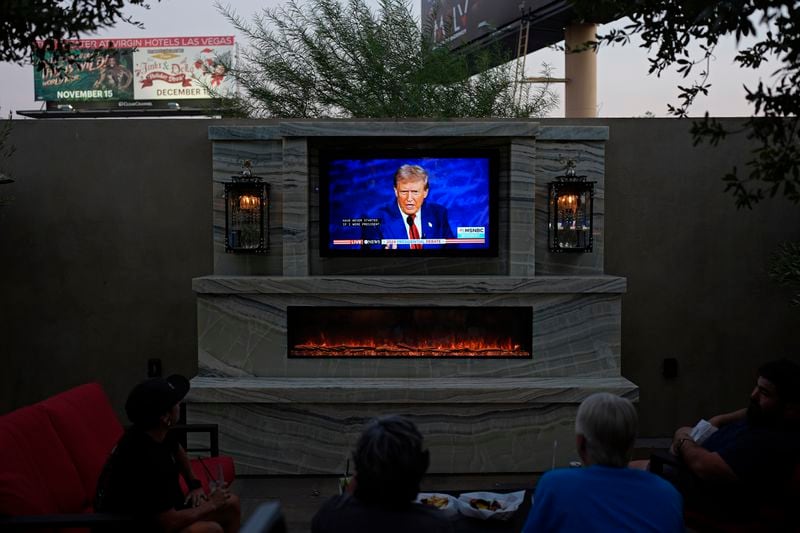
[564,22,597,118]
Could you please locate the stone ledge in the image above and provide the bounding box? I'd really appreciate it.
[208,122,611,142]
[209,120,542,140]
[187,376,638,404]
[192,275,627,294]
[208,125,282,141]
[278,121,540,138]
[538,125,609,141]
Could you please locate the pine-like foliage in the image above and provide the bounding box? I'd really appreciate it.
[218,0,558,119]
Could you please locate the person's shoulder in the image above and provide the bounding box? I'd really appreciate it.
[625,467,682,499]
[426,202,449,214]
[536,467,586,489]
[311,494,351,530]
[113,427,145,454]
[314,494,351,515]
[401,503,452,532]
[408,501,450,520]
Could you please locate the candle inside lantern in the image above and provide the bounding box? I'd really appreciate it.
[239,194,261,210]
[557,194,578,210]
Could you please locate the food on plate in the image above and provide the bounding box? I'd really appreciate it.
[420,495,450,509]
[469,498,503,511]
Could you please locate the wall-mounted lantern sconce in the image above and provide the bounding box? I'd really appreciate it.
[224,160,269,254]
[547,158,595,253]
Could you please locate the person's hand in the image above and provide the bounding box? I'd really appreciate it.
[207,486,230,511]
[184,487,207,508]
[670,426,693,455]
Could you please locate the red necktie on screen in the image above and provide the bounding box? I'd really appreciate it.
[407,215,422,249]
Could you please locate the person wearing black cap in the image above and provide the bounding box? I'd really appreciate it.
[95,375,240,532]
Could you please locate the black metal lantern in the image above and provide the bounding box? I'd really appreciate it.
[224,161,269,254]
[547,159,595,253]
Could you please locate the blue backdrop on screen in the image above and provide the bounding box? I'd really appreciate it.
[326,157,491,250]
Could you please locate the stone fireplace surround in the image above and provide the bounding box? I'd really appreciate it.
[188,121,637,475]
[285,304,533,358]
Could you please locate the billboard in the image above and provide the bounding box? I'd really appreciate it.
[422,0,527,46]
[421,0,574,66]
[34,36,235,109]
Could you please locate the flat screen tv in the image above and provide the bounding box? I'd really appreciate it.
[320,150,498,257]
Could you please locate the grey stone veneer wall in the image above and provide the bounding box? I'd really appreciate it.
[194,276,625,379]
[191,121,629,474]
[210,122,607,277]
[1,118,798,442]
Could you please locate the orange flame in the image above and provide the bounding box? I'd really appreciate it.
[291,336,529,357]
[239,194,260,210]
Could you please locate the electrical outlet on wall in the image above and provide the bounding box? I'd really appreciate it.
[662,358,678,379]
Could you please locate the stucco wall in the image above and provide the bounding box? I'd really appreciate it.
[597,118,800,435]
[1,117,798,436]
[0,119,223,416]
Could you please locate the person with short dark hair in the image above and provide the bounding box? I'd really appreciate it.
[311,415,452,533]
[95,374,241,532]
[522,393,683,532]
[643,358,800,518]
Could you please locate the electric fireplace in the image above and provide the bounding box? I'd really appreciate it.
[287,306,532,358]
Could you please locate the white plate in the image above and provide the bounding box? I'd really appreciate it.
[415,492,459,517]
[456,490,525,521]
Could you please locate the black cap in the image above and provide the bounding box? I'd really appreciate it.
[125,374,190,427]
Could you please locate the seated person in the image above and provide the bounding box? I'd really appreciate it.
[522,393,683,532]
[95,374,241,533]
[311,415,452,533]
[641,358,800,519]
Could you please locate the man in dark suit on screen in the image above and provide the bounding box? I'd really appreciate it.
[362,164,455,250]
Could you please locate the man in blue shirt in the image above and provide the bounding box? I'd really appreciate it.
[522,393,683,533]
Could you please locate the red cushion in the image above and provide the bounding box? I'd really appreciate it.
[39,383,124,497]
[179,456,236,494]
[0,404,87,516]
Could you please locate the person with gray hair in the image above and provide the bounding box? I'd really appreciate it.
[311,415,452,533]
[361,164,455,250]
[522,393,683,532]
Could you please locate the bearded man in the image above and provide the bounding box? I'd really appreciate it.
[639,359,800,519]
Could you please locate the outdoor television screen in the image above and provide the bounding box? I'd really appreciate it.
[320,151,498,257]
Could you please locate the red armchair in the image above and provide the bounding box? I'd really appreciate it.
[0,382,235,531]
